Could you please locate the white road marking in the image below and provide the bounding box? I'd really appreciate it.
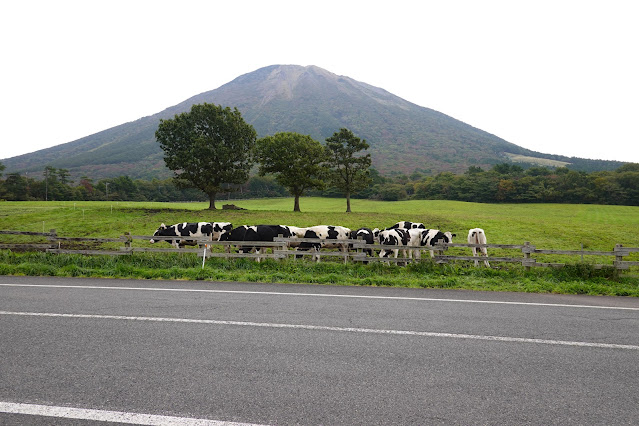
[1,310,638,350]
[0,401,264,425]
[1,283,638,311]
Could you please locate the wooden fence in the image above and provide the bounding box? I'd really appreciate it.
[1,229,638,272]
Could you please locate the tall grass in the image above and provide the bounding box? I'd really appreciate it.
[0,251,637,296]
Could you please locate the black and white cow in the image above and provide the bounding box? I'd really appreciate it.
[408,229,456,259]
[389,221,426,230]
[221,225,291,261]
[295,225,351,262]
[150,222,214,249]
[468,228,490,267]
[285,226,308,249]
[211,222,233,242]
[378,228,410,261]
[350,227,375,256]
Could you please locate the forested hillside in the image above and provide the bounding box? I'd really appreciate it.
[2,162,637,207]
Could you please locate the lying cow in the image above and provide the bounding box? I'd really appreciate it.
[468,228,490,267]
[221,225,291,262]
[378,228,410,263]
[150,222,215,249]
[294,225,352,262]
[389,221,425,230]
[408,229,456,259]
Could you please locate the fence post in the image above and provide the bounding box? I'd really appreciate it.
[201,245,207,269]
[49,229,59,250]
[123,232,132,255]
[614,244,625,271]
[278,234,284,260]
[522,241,535,271]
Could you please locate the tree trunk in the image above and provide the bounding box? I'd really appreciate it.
[293,194,301,212]
[208,192,217,210]
[346,191,352,213]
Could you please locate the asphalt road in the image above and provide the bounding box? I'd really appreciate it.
[1,275,638,425]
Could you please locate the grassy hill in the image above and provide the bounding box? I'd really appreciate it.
[2,65,624,180]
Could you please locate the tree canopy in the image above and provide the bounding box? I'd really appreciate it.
[155,103,257,209]
[325,128,372,212]
[256,132,327,212]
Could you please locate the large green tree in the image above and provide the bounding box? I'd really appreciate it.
[325,128,372,212]
[256,132,327,212]
[155,103,257,209]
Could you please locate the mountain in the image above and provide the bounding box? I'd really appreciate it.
[1,65,624,180]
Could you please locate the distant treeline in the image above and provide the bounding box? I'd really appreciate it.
[1,162,638,206]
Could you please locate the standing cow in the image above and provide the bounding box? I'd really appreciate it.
[295,225,352,262]
[211,222,233,242]
[350,227,376,262]
[408,229,456,259]
[378,228,410,263]
[221,225,291,262]
[150,222,215,249]
[468,228,490,267]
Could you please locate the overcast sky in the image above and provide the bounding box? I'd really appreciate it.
[2,0,637,164]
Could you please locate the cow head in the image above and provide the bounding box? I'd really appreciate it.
[149,223,167,244]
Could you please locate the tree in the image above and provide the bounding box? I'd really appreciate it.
[256,132,327,212]
[325,128,372,212]
[3,173,28,201]
[155,103,257,209]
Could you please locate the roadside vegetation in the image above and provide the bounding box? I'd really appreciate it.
[0,199,637,296]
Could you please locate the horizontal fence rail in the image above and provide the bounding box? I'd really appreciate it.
[0,230,637,272]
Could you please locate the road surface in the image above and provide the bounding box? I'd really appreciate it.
[1,275,638,425]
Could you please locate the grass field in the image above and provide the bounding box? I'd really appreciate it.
[0,198,638,296]
[1,198,637,250]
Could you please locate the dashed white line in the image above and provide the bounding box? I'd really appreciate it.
[0,401,264,425]
[1,310,638,350]
[2,283,638,311]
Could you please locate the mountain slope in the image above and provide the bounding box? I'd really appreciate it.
[1,65,623,179]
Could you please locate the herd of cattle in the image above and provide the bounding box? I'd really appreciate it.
[150,221,490,266]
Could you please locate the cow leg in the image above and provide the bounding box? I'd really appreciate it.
[472,247,479,267]
[482,247,490,267]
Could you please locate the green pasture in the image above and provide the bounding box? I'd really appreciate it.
[1,198,637,250]
[0,198,638,296]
